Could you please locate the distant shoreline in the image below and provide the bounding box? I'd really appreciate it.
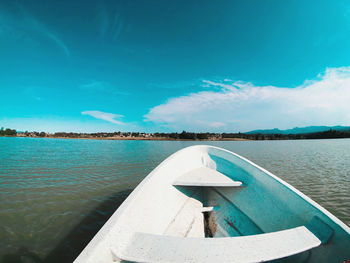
[2,134,350,141]
[1,127,350,141]
[1,135,250,141]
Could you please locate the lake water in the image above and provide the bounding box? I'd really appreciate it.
[0,137,349,262]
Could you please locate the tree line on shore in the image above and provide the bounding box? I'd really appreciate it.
[1,127,350,140]
[0,127,16,136]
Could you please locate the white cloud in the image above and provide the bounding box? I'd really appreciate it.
[144,67,350,132]
[82,110,125,125]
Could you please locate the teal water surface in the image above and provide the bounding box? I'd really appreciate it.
[0,137,349,262]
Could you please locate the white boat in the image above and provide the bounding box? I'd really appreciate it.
[75,145,350,263]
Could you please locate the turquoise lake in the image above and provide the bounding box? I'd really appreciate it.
[0,137,349,262]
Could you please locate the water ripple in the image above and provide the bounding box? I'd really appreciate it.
[0,137,349,262]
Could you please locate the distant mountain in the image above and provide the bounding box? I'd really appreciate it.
[246,125,350,135]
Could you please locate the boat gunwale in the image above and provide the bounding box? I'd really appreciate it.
[75,145,197,261]
[205,145,350,234]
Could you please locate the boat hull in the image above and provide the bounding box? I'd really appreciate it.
[75,145,350,263]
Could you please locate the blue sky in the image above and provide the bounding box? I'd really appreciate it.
[1,0,350,132]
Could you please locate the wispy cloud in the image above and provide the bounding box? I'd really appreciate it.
[0,3,69,58]
[45,31,70,58]
[82,110,125,125]
[80,81,129,95]
[144,67,350,132]
[96,2,125,41]
[209,122,226,128]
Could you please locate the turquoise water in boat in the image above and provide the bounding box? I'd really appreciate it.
[0,137,349,262]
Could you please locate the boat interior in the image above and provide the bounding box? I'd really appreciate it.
[112,147,349,263]
[75,146,350,263]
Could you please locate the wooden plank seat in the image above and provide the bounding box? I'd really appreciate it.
[111,226,321,263]
[173,167,242,187]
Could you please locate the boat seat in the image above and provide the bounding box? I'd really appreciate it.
[111,226,321,263]
[164,196,205,238]
[173,167,242,187]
